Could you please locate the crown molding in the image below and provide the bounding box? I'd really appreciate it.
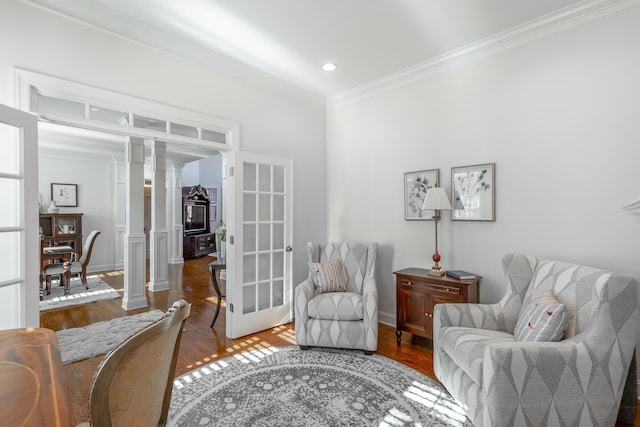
[327,0,640,108]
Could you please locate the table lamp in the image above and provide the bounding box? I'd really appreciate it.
[421,187,452,276]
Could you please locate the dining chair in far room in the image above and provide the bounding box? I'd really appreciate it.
[77,300,191,427]
[43,230,101,294]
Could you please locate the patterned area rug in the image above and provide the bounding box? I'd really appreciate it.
[56,310,165,364]
[168,346,471,426]
[39,276,121,311]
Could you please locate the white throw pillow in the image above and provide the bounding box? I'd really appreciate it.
[309,260,348,293]
[514,290,569,342]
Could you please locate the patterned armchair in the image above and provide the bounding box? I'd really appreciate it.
[295,242,378,353]
[434,253,639,427]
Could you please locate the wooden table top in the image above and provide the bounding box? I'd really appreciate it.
[0,328,76,427]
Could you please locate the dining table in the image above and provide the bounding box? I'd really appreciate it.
[0,328,76,427]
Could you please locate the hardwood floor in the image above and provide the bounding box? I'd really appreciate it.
[40,255,638,425]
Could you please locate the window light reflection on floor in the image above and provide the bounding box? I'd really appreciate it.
[49,288,116,302]
[174,347,280,390]
[380,407,414,426]
[403,380,468,426]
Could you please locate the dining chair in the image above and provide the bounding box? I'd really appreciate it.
[43,230,100,294]
[77,300,191,427]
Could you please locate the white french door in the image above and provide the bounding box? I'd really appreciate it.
[0,103,39,329]
[226,151,293,339]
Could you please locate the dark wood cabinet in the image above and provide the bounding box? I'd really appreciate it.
[394,268,479,344]
[39,213,83,257]
[183,232,216,259]
[182,185,216,259]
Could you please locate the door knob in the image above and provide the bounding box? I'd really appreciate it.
[286,246,293,252]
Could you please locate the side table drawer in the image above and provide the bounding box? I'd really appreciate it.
[399,279,463,296]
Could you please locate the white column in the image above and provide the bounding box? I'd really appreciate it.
[123,136,148,310]
[149,141,169,291]
[167,162,184,264]
[113,161,126,270]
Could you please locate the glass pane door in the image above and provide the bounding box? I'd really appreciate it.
[0,104,39,329]
[228,151,292,339]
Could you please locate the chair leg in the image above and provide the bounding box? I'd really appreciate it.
[45,276,52,295]
[81,267,88,289]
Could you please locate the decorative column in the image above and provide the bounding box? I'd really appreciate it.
[167,162,185,264]
[122,136,148,310]
[113,161,126,270]
[149,140,169,291]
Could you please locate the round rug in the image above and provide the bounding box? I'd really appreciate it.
[168,346,471,426]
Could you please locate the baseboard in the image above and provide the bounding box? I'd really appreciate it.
[378,310,395,328]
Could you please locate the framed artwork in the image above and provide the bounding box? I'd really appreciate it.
[210,205,217,221]
[404,169,439,220]
[51,183,78,207]
[451,163,495,221]
[206,187,217,204]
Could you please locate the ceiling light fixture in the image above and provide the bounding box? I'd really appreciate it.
[322,63,337,72]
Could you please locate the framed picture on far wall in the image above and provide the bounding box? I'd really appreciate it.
[451,163,495,221]
[51,183,78,207]
[404,169,439,220]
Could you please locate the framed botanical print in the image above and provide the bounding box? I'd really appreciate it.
[451,163,495,221]
[51,183,78,207]
[404,169,439,220]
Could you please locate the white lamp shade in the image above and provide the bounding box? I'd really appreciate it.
[421,187,452,210]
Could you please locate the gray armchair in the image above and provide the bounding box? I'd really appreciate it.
[295,242,378,353]
[434,253,639,426]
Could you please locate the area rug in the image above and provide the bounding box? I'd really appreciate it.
[56,310,165,364]
[168,346,471,427]
[39,275,121,311]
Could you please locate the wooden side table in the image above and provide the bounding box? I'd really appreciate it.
[394,268,479,344]
[209,260,226,327]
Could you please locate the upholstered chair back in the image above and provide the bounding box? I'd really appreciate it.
[517,259,638,339]
[307,242,377,294]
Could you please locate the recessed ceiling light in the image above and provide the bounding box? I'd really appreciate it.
[322,63,337,72]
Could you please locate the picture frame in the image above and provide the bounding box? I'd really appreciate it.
[404,169,439,220]
[206,187,217,204]
[51,183,78,207]
[451,163,495,221]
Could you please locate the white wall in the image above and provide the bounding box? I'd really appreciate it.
[327,7,640,323]
[2,1,326,285]
[39,155,114,272]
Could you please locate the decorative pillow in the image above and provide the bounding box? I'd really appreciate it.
[514,290,569,342]
[309,260,348,293]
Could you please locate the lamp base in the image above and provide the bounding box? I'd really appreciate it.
[428,268,446,277]
[430,251,445,276]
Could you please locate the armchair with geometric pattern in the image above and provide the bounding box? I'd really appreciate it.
[433,253,640,427]
[295,242,378,354]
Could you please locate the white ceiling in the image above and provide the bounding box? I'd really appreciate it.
[28,0,628,162]
[27,0,606,99]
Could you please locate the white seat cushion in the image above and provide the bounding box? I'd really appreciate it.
[440,326,514,385]
[307,292,363,321]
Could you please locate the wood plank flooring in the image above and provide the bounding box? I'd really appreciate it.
[40,255,637,425]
